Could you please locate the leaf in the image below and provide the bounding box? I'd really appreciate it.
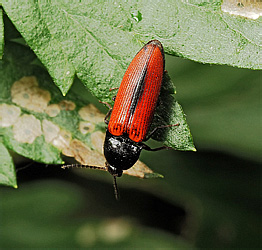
[0,8,3,59]
[0,142,17,188]
[1,4,195,151]
[2,1,261,98]
[162,1,261,69]
[0,41,167,179]
[153,73,195,151]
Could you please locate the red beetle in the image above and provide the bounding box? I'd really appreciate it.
[103,40,178,180]
[64,40,178,199]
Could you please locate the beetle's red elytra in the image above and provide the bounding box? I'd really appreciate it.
[108,40,164,142]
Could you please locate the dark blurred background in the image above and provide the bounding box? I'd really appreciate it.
[1,55,261,249]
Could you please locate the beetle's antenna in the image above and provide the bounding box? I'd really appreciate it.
[61,164,107,171]
[16,162,34,173]
[62,163,120,200]
[113,175,120,201]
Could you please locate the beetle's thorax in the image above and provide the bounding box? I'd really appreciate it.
[104,130,143,176]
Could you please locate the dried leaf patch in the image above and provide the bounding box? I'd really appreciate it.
[45,104,61,117]
[11,76,51,112]
[79,104,104,123]
[59,100,76,111]
[42,119,72,149]
[79,121,95,135]
[13,114,42,143]
[222,0,262,19]
[2,76,160,179]
[0,104,21,127]
[90,131,105,151]
[63,139,105,166]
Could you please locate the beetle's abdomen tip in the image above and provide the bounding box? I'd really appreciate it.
[108,123,125,136]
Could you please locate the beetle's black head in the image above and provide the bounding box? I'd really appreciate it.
[104,130,143,177]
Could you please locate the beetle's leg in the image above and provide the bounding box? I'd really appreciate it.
[109,87,119,92]
[99,101,113,125]
[141,143,172,151]
[109,87,118,101]
[144,124,179,141]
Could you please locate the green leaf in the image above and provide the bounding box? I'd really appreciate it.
[2,1,261,97]
[3,2,75,95]
[0,142,17,188]
[153,73,195,151]
[0,41,173,179]
[161,1,261,69]
[0,7,3,59]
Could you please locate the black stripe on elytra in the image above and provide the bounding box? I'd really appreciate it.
[128,48,152,116]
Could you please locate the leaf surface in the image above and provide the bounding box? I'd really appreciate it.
[0,142,17,188]
[2,1,260,97]
[0,8,3,59]
[0,41,187,183]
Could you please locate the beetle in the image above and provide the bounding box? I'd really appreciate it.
[63,40,178,199]
[102,40,178,189]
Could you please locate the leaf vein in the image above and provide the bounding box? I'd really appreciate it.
[59,7,125,71]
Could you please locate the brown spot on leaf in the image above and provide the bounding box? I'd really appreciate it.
[0,104,21,127]
[11,76,38,95]
[11,76,51,112]
[79,121,95,135]
[45,104,60,117]
[91,131,105,151]
[52,129,72,150]
[63,139,105,166]
[123,160,153,178]
[42,119,60,143]
[13,114,42,143]
[221,0,262,19]
[78,104,104,123]
[61,146,74,158]
[59,100,76,111]
[42,119,72,150]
